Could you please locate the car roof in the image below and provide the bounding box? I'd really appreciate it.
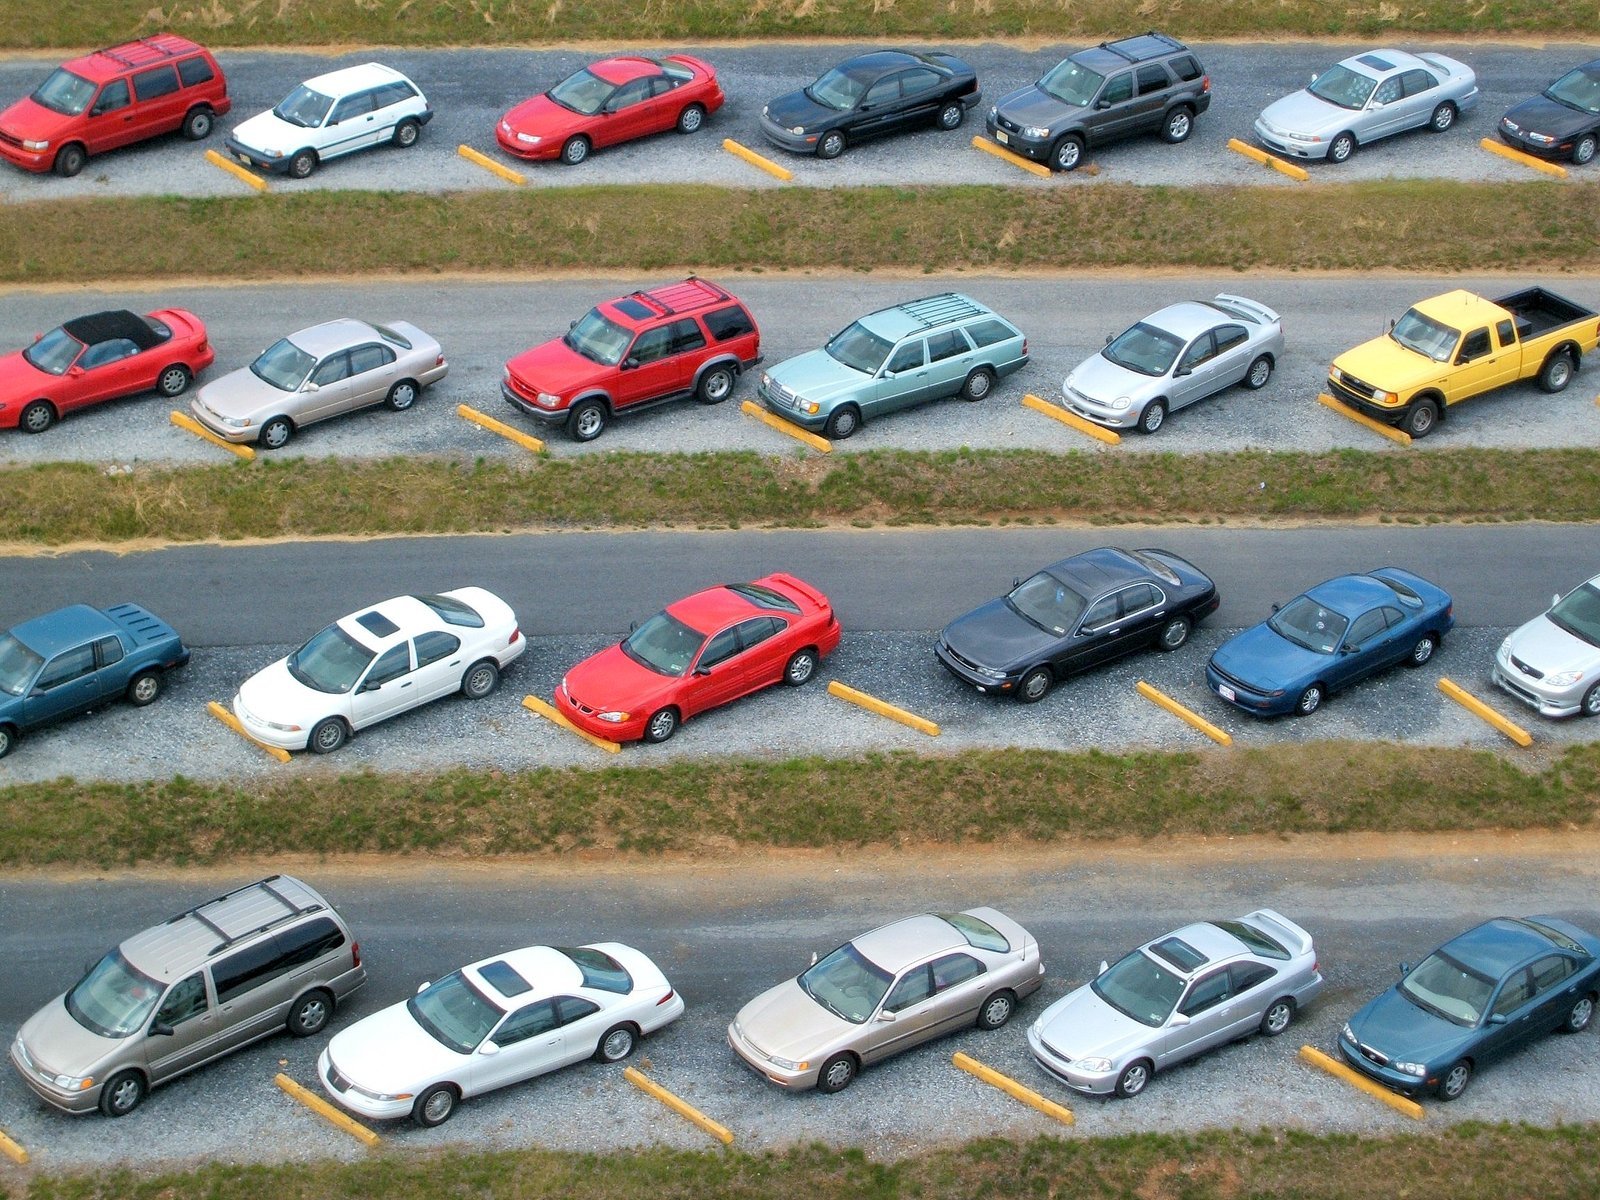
[334,594,446,650]
[1440,918,1575,976]
[853,914,966,973]
[1411,289,1514,330]
[834,50,932,79]
[1044,547,1151,597]
[121,875,334,981]
[1303,572,1408,614]
[302,61,409,97]
[1143,921,1252,977]
[598,277,738,329]
[666,583,765,631]
[1338,49,1426,78]
[589,56,665,85]
[60,310,162,351]
[285,318,381,358]
[62,34,209,84]
[859,293,992,341]
[1071,32,1187,73]
[464,945,584,1009]
[9,604,118,657]
[1139,301,1234,341]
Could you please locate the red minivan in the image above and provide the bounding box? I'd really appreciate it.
[0,34,230,177]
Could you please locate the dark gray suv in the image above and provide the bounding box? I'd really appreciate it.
[985,32,1210,171]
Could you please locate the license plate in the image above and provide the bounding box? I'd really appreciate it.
[235,153,251,165]
[995,130,1009,144]
[1218,685,1236,702]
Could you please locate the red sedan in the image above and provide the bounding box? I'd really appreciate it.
[555,574,841,744]
[0,308,212,433]
[496,54,724,166]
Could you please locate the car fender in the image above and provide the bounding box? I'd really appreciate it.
[691,354,743,388]
[571,388,613,413]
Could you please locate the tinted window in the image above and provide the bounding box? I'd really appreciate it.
[1401,68,1437,97]
[1081,595,1119,629]
[611,78,651,108]
[177,56,215,88]
[417,594,485,628]
[79,338,141,369]
[887,342,925,373]
[329,91,376,122]
[1179,969,1232,1016]
[1531,955,1576,995]
[1345,610,1388,648]
[1230,962,1276,993]
[93,79,131,114]
[735,616,781,650]
[1101,73,1134,105]
[363,644,411,687]
[1136,64,1170,95]
[132,65,179,101]
[349,343,394,375]
[900,68,941,94]
[649,76,673,98]
[630,326,674,364]
[495,1000,559,1044]
[95,634,124,668]
[1211,920,1290,960]
[275,916,346,970]
[1372,76,1403,106]
[964,318,1017,349]
[311,353,351,385]
[884,964,934,1012]
[1214,325,1249,354]
[1178,333,1217,371]
[1168,55,1203,82]
[1459,329,1491,361]
[863,76,902,106]
[726,583,800,615]
[698,626,742,670]
[1118,583,1159,615]
[556,946,633,993]
[155,974,208,1026]
[414,630,460,667]
[927,329,970,363]
[667,318,706,356]
[212,940,285,1003]
[559,995,602,1024]
[1492,968,1534,1018]
[931,953,984,991]
[1496,319,1516,348]
[704,305,755,341]
[36,644,97,690]
[374,80,417,108]
[1379,605,1407,630]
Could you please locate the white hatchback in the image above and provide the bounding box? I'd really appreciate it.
[225,62,431,178]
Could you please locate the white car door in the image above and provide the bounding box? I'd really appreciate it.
[319,89,379,160]
[470,999,566,1096]
[412,630,467,704]
[348,642,418,729]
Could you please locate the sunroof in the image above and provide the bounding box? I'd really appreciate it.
[355,611,400,638]
[1149,937,1209,972]
[1356,54,1394,71]
[613,298,654,320]
[478,960,533,997]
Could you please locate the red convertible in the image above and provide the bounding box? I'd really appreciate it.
[496,55,724,166]
[555,574,841,744]
[1,308,212,433]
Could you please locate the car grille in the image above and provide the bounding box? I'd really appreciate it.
[995,114,1022,134]
[1039,1037,1072,1064]
[1495,671,1541,706]
[940,640,986,674]
[1355,1042,1389,1067]
[1209,662,1252,692]
[1329,372,1377,401]
[560,685,596,716]
[0,129,22,149]
[1509,654,1543,681]
[762,380,800,412]
[324,1061,353,1093]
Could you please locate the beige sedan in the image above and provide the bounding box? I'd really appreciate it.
[189,318,447,449]
[728,907,1043,1093]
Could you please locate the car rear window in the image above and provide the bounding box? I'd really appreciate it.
[416,593,486,628]
[132,65,180,102]
[963,318,1017,349]
[1168,54,1203,82]
[938,912,1009,953]
[1521,919,1591,956]
[373,79,419,108]
[177,56,215,88]
[1374,576,1422,607]
[704,305,756,342]
[1212,920,1290,961]
[726,583,801,614]
[557,946,633,993]
[374,323,413,350]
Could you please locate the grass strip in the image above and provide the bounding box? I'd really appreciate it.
[5,182,1599,283]
[5,743,1599,866]
[4,448,1598,545]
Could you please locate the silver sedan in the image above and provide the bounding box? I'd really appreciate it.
[1028,909,1324,1098]
[1494,571,1600,718]
[1062,294,1284,435]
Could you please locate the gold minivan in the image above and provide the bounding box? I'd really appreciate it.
[9,875,365,1116]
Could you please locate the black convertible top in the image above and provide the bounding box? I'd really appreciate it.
[61,310,163,350]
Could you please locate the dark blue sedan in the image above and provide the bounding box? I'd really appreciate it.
[1339,916,1600,1102]
[1205,567,1453,717]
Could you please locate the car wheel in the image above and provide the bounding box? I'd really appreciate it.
[309,717,348,755]
[99,1070,147,1118]
[823,405,860,440]
[1562,993,1596,1033]
[936,101,965,130]
[20,400,56,434]
[1294,683,1324,716]
[696,365,735,404]
[816,1052,857,1094]
[1137,400,1167,435]
[560,135,591,165]
[385,379,419,411]
[461,659,500,700]
[783,648,818,686]
[1405,632,1437,667]
[1573,133,1598,166]
[594,1023,638,1063]
[1429,101,1457,133]
[960,366,995,402]
[644,707,679,744]
[1581,682,1600,718]
[412,1083,458,1127]
[287,988,334,1037]
[125,670,162,707]
[1260,998,1295,1037]
[53,142,87,177]
[288,149,317,179]
[1114,1059,1152,1099]
[676,104,706,135]
[568,398,607,442]
[181,106,214,140]
[393,118,420,149]
[816,130,846,159]
[1437,1058,1472,1102]
[1402,399,1438,438]
[1538,351,1575,394]
[0,725,14,758]
[1161,105,1194,144]
[259,416,294,450]
[1017,665,1053,704]
[1327,132,1356,164]
[1157,615,1192,652]
[1244,354,1273,390]
[1050,134,1084,172]
[157,364,192,397]
[976,989,1016,1031]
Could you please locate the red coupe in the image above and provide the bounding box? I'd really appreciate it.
[1,308,212,433]
[496,54,724,166]
[555,574,841,744]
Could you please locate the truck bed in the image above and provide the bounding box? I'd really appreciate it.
[1495,287,1598,339]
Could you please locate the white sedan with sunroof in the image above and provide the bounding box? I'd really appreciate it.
[318,942,684,1126]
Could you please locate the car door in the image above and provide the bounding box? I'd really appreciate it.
[921,328,976,404]
[614,324,680,408]
[301,350,357,424]
[1228,960,1280,1035]
[22,641,99,725]
[1111,582,1169,654]
[1478,966,1537,1062]
[640,74,679,136]
[411,629,466,703]
[342,342,399,413]
[1398,68,1441,132]
[896,67,946,127]
[1332,607,1390,689]
[1159,966,1238,1065]
[1057,591,1123,675]
[1129,63,1173,134]
[598,76,658,146]
[662,318,708,393]
[129,64,186,139]
[922,951,991,1036]
[1169,332,1221,409]
[853,73,906,140]
[1204,324,1255,393]
[90,633,128,704]
[471,999,564,1096]
[142,973,223,1083]
[1363,74,1409,140]
[1086,71,1136,144]
[1446,325,1519,402]
[321,89,379,159]
[861,961,944,1062]
[873,339,928,415]
[680,623,743,717]
[347,642,418,729]
[208,933,316,1050]
[69,337,146,409]
[1527,954,1586,1035]
[686,617,782,713]
[82,77,137,153]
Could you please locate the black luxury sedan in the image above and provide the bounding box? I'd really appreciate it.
[759,49,981,159]
[936,547,1220,704]
[1498,57,1600,166]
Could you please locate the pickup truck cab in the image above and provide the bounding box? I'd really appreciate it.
[1326,287,1600,437]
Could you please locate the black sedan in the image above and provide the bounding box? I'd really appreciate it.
[1498,58,1600,166]
[936,547,1219,704]
[759,49,980,160]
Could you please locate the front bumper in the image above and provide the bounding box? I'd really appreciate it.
[1497,124,1576,161]
[726,1023,821,1090]
[188,397,260,444]
[501,380,572,426]
[0,136,53,173]
[934,638,1020,696]
[495,121,563,161]
[553,682,646,742]
[983,118,1052,162]
[1492,648,1586,718]
[232,693,313,751]
[1025,1024,1121,1095]
[1325,375,1406,424]
[1206,660,1294,716]
[318,1049,415,1121]
[1336,1035,1429,1096]
[1062,385,1139,430]
[1252,118,1331,161]
[223,138,298,175]
[757,114,825,155]
[9,1038,101,1114]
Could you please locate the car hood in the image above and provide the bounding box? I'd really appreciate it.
[194,365,298,420]
[941,598,1059,673]
[0,349,50,401]
[1258,89,1352,139]
[0,95,71,142]
[325,999,465,1093]
[15,995,122,1080]
[1502,93,1594,139]
[506,338,613,397]
[562,643,677,715]
[1333,335,1446,393]
[995,83,1076,125]
[1346,986,1470,1066]
[766,350,869,404]
[231,108,316,155]
[237,656,338,726]
[1211,622,1328,692]
[1066,351,1161,404]
[764,89,839,131]
[1033,983,1157,1062]
[1503,613,1600,678]
[501,93,585,139]
[734,979,851,1061]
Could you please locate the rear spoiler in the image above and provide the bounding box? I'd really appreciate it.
[1212,293,1281,327]
[1243,908,1314,956]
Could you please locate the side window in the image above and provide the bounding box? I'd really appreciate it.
[213,938,290,1003]
[1378,605,1408,630]
[1168,55,1203,83]
[557,996,602,1025]
[35,644,97,690]
[648,76,674,98]
[1372,76,1403,106]
[667,318,706,356]
[347,343,394,375]
[132,65,180,101]
[610,78,652,109]
[1117,583,1159,616]
[374,81,417,109]
[362,644,411,688]
[1230,962,1277,994]
[883,964,934,1012]
[311,352,352,385]
[930,953,985,992]
[703,305,755,341]
[1080,595,1120,630]
[1459,329,1491,361]
[93,79,131,114]
[629,326,675,365]
[1213,325,1249,354]
[886,341,925,373]
[1179,969,1232,1017]
[177,56,215,88]
[1178,332,1217,372]
[926,329,971,363]
[329,91,376,123]
[1531,955,1577,996]
[494,999,560,1045]
[79,338,141,369]
[964,318,1017,349]
[899,68,941,95]
[1100,72,1134,105]
[1344,609,1388,648]
[863,76,902,107]
[1136,64,1170,95]
[273,916,347,971]
[697,626,742,670]
[1492,968,1534,1018]
[414,630,461,668]
[735,616,782,651]
[1495,319,1516,348]
[1401,68,1438,97]
[155,974,208,1027]
[94,634,125,668]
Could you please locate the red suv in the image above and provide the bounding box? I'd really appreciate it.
[0,34,230,177]
[502,277,761,441]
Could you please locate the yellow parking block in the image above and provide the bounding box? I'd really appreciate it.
[739,399,831,453]
[1479,137,1567,178]
[204,148,268,191]
[457,143,527,186]
[457,404,546,454]
[1298,1045,1425,1120]
[170,410,256,460]
[274,1073,380,1147]
[624,1066,733,1144]
[1225,137,1310,182]
[0,1127,28,1165]
[207,700,292,763]
[1021,393,1121,444]
[1135,680,1233,747]
[952,1052,1074,1126]
[721,138,793,182]
[1316,392,1413,447]
[1437,677,1533,747]
[970,135,1053,179]
[522,694,622,754]
[827,680,940,737]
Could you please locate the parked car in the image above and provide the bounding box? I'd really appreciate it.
[729,908,1041,1093]
[1493,571,1600,718]
[502,277,760,442]
[1254,48,1478,164]
[1029,910,1324,1098]
[0,34,229,177]
[760,49,980,159]
[1339,916,1600,1102]
[232,588,524,754]
[936,547,1219,704]
[554,574,839,745]
[320,942,683,1127]
[1062,294,1283,434]
[0,602,189,759]
[756,293,1027,440]
[225,62,430,178]
[1206,567,1453,717]
[986,32,1210,172]
[1499,58,1600,166]
[9,875,365,1116]
[188,318,446,449]
[497,54,723,165]
[1,308,212,434]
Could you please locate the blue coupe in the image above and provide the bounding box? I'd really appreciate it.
[1339,916,1600,1102]
[1205,567,1453,717]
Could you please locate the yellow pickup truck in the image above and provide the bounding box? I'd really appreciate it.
[1325,287,1600,438]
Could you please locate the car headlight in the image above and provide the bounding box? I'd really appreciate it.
[1528,131,1556,145]
[1342,1023,1356,1043]
[1292,131,1322,143]
[21,138,49,152]
[1395,1061,1427,1078]
[769,1055,809,1071]
[799,400,820,415]
[971,663,1008,681]
[220,415,252,429]
[263,149,283,159]
[1329,366,1343,382]
[790,126,805,136]
[1498,636,1512,655]
[1111,396,1133,412]
[988,105,998,120]
[760,373,771,388]
[1371,389,1395,403]
[1022,125,1051,139]
[1076,1057,1113,1073]
[597,710,631,723]
[535,392,562,408]
[762,106,769,118]
[259,717,302,733]
[516,132,541,145]
[1546,670,1585,687]
[349,1080,414,1102]
[53,1072,95,1091]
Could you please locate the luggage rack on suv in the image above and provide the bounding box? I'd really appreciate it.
[162,873,328,955]
[1098,31,1187,63]
[93,34,199,69]
[617,276,734,320]
[897,293,987,330]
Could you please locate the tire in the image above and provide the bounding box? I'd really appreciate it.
[676,104,706,135]
[53,142,87,177]
[1161,105,1194,144]
[1429,101,1457,133]
[976,990,1016,1031]
[461,659,500,700]
[816,1052,857,1094]
[181,106,214,140]
[644,707,679,744]
[1405,632,1437,667]
[1050,134,1084,172]
[1259,997,1295,1037]
[392,118,420,149]
[696,365,735,405]
[20,400,56,434]
[823,405,860,440]
[1573,133,1597,167]
[1327,132,1356,164]
[288,149,317,179]
[1244,354,1273,390]
[1137,399,1167,436]
[1562,993,1596,1033]
[1114,1059,1152,1099]
[1581,682,1600,718]
[125,670,162,707]
[0,725,14,758]
[1402,399,1439,439]
[568,399,607,442]
[783,648,818,686]
[258,416,294,450]
[99,1069,147,1117]
[1017,665,1053,704]
[1436,1058,1472,1102]
[287,988,334,1037]
[1157,615,1192,652]
[308,717,348,755]
[561,135,591,165]
[385,379,419,411]
[157,364,192,398]
[1538,351,1575,394]
[594,1023,638,1063]
[1294,683,1324,716]
[936,101,965,131]
[816,130,846,160]
[960,367,995,402]
[412,1083,458,1127]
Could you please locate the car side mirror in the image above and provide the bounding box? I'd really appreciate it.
[302,380,320,392]
[1553,593,1562,607]
[1310,73,1320,84]
[1168,1012,1191,1027]
[875,1010,896,1023]
[1098,960,1109,976]
[479,1039,501,1055]
[1104,333,1115,345]
[149,1020,175,1037]
[360,678,383,692]
[1012,577,1021,589]
[1175,366,1192,377]
[1488,1012,1508,1026]
[694,665,712,677]
[1270,602,1282,613]
[417,981,432,994]
[1340,642,1359,655]
[621,357,639,370]
[569,319,578,330]
[67,365,84,377]
[1096,98,1112,109]
[1398,961,1410,977]
[810,951,819,966]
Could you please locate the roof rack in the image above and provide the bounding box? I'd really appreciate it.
[94,34,191,69]
[1098,31,1182,64]
[625,276,732,318]
[897,293,985,329]
[162,874,325,957]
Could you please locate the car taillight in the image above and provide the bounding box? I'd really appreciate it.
[436,353,446,366]
[1201,75,1211,93]
[1021,338,1029,357]
[509,627,522,644]
[351,940,361,968]
[199,339,209,352]
[657,989,675,1006]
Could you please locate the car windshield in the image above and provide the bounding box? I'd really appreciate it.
[1007,571,1088,637]
[1389,308,1460,363]
[64,949,163,1039]
[286,623,376,694]
[250,338,317,391]
[1400,951,1495,1027]
[621,610,705,676]
[30,68,96,116]
[824,321,893,374]
[799,942,893,1024]
[1038,58,1104,107]
[563,309,631,366]
[1091,949,1185,1028]
[1103,322,1184,377]
[22,327,83,375]
[1546,580,1600,648]
[805,65,868,111]
[548,68,614,116]
[273,84,334,128]
[0,632,44,697]
[1545,65,1600,115]
[1267,594,1349,654]
[1308,64,1378,110]
[407,970,504,1055]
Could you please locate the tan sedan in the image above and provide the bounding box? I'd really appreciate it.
[728,907,1043,1093]
[189,318,447,449]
